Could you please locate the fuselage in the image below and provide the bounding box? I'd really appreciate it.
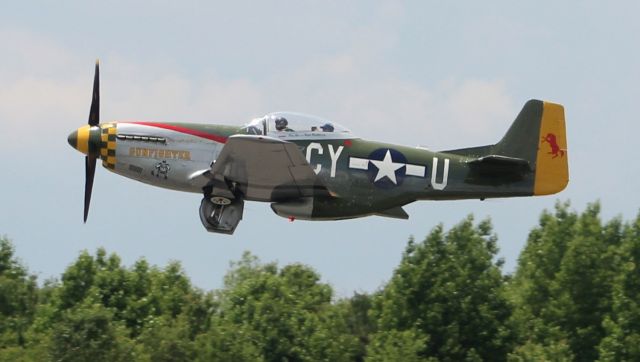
[67,62,567,232]
[68,118,535,220]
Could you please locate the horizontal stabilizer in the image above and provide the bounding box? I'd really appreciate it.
[375,206,409,220]
[441,144,493,158]
[467,154,531,173]
[465,155,532,185]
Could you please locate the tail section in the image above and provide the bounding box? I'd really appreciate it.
[494,99,568,195]
[444,99,568,195]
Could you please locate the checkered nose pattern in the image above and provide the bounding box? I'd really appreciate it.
[99,123,117,169]
[67,124,117,169]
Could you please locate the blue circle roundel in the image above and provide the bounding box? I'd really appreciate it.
[366,148,407,189]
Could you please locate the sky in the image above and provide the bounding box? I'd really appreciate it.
[1,1,638,296]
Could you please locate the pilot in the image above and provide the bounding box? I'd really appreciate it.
[320,123,334,132]
[275,117,292,131]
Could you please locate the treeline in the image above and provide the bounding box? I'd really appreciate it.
[1,202,639,361]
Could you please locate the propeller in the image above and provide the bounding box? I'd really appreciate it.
[84,60,100,222]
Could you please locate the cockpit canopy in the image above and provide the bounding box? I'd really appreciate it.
[240,112,354,139]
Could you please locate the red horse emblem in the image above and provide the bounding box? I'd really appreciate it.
[542,133,565,158]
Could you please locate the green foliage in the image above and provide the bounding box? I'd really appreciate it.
[49,300,135,361]
[333,292,376,361]
[507,202,630,361]
[1,201,639,361]
[365,328,430,362]
[373,217,513,361]
[135,315,197,361]
[598,212,640,361]
[196,251,359,361]
[507,340,573,362]
[507,201,578,343]
[0,245,216,360]
[0,236,38,348]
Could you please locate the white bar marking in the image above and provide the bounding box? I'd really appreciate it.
[349,157,369,170]
[405,164,425,177]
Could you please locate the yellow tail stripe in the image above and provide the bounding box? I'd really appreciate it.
[534,102,569,195]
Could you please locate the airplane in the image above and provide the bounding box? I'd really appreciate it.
[67,62,569,234]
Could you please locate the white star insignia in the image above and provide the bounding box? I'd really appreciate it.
[370,150,405,184]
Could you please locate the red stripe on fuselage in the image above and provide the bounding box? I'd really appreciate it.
[126,122,228,143]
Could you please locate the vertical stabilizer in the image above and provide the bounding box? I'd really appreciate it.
[492,100,568,195]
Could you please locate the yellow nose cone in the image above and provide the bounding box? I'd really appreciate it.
[67,125,91,154]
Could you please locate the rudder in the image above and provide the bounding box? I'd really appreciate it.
[533,101,568,195]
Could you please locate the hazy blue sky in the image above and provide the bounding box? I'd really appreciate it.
[1,1,638,296]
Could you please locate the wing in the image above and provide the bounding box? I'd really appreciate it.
[207,135,331,201]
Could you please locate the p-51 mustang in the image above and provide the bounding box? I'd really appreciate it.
[68,62,568,234]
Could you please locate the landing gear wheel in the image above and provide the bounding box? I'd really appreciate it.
[199,196,244,234]
[210,196,231,205]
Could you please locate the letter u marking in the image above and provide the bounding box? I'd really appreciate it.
[431,157,449,190]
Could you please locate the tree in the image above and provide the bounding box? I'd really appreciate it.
[12,247,214,360]
[508,202,625,361]
[57,250,98,310]
[135,314,197,361]
[195,252,358,361]
[5,201,637,360]
[373,217,513,361]
[365,328,430,362]
[598,212,640,361]
[48,300,134,361]
[506,340,573,362]
[547,203,622,360]
[0,236,38,348]
[507,201,578,346]
[333,292,375,361]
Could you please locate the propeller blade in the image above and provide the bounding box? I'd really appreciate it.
[88,60,100,126]
[84,155,97,222]
[83,60,100,222]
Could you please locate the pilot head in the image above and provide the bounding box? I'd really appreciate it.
[275,117,289,131]
[320,123,334,132]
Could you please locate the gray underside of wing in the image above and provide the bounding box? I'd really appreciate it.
[209,135,330,202]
